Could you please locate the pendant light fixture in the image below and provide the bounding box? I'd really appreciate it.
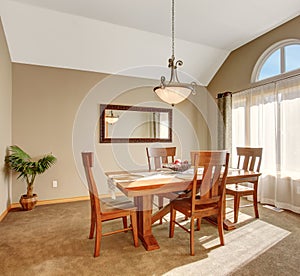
[154,0,196,106]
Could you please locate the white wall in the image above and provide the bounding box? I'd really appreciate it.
[0,17,12,215]
[0,0,229,86]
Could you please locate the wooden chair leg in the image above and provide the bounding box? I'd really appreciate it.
[234,194,241,223]
[158,196,164,224]
[217,212,225,245]
[253,190,259,218]
[130,212,139,247]
[122,216,128,232]
[94,221,102,257]
[190,217,195,256]
[197,218,201,231]
[89,209,96,239]
[169,207,176,238]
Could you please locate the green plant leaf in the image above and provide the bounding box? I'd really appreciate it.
[5,145,57,195]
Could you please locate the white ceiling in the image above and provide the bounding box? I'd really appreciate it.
[7,0,300,50]
[1,0,300,85]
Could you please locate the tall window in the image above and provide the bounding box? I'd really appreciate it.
[232,76,300,214]
[252,39,300,82]
[232,39,300,214]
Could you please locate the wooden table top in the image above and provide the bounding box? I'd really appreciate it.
[106,168,261,197]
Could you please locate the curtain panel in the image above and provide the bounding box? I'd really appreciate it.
[217,91,232,153]
[232,75,300,214]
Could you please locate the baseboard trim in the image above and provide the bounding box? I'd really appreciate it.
[1,194,125,221]
[10,196,90,209]
[37,196,89,206]
[1,196,90,221]
[0,207,10,222]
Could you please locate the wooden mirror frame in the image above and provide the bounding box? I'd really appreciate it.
[100,104,173,143]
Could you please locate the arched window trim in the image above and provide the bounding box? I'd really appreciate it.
[251,38,300,84]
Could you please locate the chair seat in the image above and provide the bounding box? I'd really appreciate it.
[226,184,254,196]
[172,198,219,217]
[157,190,191,201]
[101,196,136,214]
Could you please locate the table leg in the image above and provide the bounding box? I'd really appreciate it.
[151,204,170,224]
[135,195,160,251]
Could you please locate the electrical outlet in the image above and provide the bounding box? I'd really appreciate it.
[52,180,58,188]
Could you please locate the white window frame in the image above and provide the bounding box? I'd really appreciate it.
[251,39,300,84]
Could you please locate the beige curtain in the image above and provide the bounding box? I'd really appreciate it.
[217,92,232,156]
[232,75,300,214]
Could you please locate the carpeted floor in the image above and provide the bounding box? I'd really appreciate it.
[0,199,299,276]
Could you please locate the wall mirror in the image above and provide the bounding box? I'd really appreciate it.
[100,104,172,143]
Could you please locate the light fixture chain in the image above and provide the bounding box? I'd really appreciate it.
[153,0,196,105]
[171,0,175,58]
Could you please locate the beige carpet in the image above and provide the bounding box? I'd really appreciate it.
[164,219,290,275]
[0,200,298,276]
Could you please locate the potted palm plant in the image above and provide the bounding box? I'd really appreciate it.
[5,145,57,211]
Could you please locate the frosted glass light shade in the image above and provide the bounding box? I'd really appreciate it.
[154,86,192,105]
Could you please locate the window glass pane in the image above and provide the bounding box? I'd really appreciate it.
[285,44,300,72]
[258,49,281,81]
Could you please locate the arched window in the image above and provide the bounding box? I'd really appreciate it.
[252,39,300,82]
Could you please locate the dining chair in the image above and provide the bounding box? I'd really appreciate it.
[226,147,263,223]
[146,147,176,171]
[81,152,138,257]
[146,147,189,224]
[169,151,230,256]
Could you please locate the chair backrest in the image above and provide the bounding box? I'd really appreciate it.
[190,151,230,212]
[146,147,176,170]
[236,147,262,172]
[82,152,101,216]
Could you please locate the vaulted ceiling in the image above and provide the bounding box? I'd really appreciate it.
[1,0,299,85]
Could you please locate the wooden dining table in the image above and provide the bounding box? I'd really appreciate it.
[105,168,261,251]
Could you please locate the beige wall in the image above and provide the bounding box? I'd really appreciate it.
[208,16,300,97]
[0,18,12,214]
[12,64,104,202]
[12,63,210,202]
